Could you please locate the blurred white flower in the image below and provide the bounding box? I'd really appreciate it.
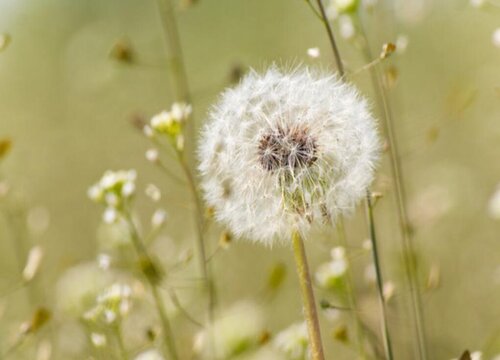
[396,34,409,54]
[134,349,165,360]
[27,206,50,235]
[84,283,133,325]
[22,246,44,282]
[493,28,500,48]
[488,184,500,219]
[316,247,348,288]
[193,301,264,359]
[307,47,320,58]
[383,281,396,302]
[151,209,168,227]
[339,15,356,40]
[97,253,111,270]
[470,0,485,8]
[145,183,162,202]
[90,333,107,347]
[273,322,309,360]
[199,66,380,245]
[150,103,191,138]
[145,148,159,163]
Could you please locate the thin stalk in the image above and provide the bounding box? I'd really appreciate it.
[311,2,395,358]
[355,16,428,360]
[336,219,367,359]
[292,231,325,360]
[114,325,129,360]
[123,211,179,360]
[156,0,193,147]
[365,191,394,360]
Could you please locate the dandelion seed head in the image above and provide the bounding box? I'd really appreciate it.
[199,66,380,245]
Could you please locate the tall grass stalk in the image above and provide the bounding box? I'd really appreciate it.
[292,230,325,360]
[155,1,216,355]
[123,210,179,360]
[354,15,429,360]
[313,1,395,358]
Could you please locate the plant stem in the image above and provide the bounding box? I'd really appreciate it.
[365,191,394,360]
[292,230,325,360]
[355,16,428,360]
[114,325,129,360]
[336,219,367,359]
[310,2,395,358]
[123,211,179,360]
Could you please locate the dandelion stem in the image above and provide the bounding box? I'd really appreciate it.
[310,3,395,358]
[355,16,429,360]
[365,191,394,360]
[314,0,345,76]
[336,219,368,359]
[123,211,179,360]
[292,230,325,360]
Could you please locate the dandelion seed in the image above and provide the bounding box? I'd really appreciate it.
[273,322,309,360]
[492,28,500,48]
[199,66,380,245]
[307,47,321,58]
[90,333,107,347]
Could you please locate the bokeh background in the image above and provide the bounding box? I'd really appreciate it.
[1,0,499,359]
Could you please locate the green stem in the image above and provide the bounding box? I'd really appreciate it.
[114,325,128,360]
[336,219,368,359]
[292,231,325,360]
[309,2,395,358]
[123,211,179,360]
[354,16,428,360]
[365,191,394,360]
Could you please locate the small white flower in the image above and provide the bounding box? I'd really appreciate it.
[135,349,165,360]
[22,246,44,282]
[194,302,264,359]
[396,34,409,54]
[307,47,321,58]
[383,281,396,301]
[145,183,162,202]
[273,322,309,360]
[151,111,174,130]
[90,333,107,347]
[339,15,356,40]
[170,102,192,121]
[87,185,103,202]
[493,28,500,48]
[330,246,346,260]
[471,351,482,360]
[103,208,118,224]
[105,192,119,207]
[199,66,380,245]
[316,258,348,288]
[143,125,154,138]
[97,253,112,270]
[470,0,485,8]
[151,209,168,227]
[145,148,159,163]
[121,181,135,198]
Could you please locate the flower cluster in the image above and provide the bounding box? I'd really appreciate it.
[83,283,133,325]
[315,246,348,289]
[146,102,192,151]
[273,322,309,359]
[199,66,380,245]
[87,170,137,223]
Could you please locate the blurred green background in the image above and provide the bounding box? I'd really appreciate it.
[1,0,500,359]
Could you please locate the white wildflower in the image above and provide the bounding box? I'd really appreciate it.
[150,103,191,140]
[90,333,107,347]
[307,47,320,58]
[339,15,356,40]
[493,28,500,48]
[273,322,309,360]
[97,253,111,270]
[151,209,168,227]
[135,349,165,360]
[170,102,192,122]
[145,148,159,163]
[193,302,264,359]
[199,66,380,245]
[103,207,118,224]
[145,183,162,202]
[316,247,348,288]
[396,34,409,54]
[331,0,358,13]
[22,246,44,282]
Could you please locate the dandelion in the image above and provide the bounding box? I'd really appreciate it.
[273,322,309,360]
[199,66,379,245]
